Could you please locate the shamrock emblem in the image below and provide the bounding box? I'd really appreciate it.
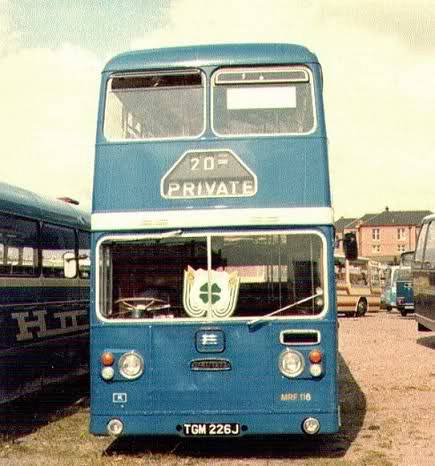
[199,282,221,304]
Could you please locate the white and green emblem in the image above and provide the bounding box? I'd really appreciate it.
[183,266,240,318]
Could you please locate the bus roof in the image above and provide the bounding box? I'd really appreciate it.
[0,182,90,229]
[103,43,319,73]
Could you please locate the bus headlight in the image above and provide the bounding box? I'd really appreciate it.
[279,350,304,378]
[118,352,144,380]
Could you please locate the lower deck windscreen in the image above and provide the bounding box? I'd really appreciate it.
[99,232,324,319]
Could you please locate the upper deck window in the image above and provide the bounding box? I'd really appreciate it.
[103,70,205,141]
[212,66,316,136]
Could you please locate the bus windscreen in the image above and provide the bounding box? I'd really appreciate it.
[98,232,325,320]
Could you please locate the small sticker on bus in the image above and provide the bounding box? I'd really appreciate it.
[280,392,312,401]
[113,393,127,403]
[226,86,296,110]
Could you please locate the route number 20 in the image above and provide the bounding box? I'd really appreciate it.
[190,156,216,171]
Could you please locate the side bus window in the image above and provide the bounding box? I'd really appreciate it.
[41,223,76,278]
[78,231,90,279]
[423,222,435,269]
[0,212,39,276]
[414,222,428,268]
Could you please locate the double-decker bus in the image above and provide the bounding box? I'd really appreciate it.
[0,182,90,404]
[90,43,354,437]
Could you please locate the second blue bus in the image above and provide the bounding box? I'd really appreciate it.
[0,182,90,404]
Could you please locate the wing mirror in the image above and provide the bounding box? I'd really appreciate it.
[343,232,358,261]
[63,252,77,278]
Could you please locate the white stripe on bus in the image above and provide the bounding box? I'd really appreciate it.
[91,207,334,231]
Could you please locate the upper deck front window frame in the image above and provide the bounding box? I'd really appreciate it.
[211,65,318,138]
[102,69,207,143]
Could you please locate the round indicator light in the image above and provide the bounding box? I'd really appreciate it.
[101,366,115,381]
[101,352,114,366]
[309,364,323,377]
[309,350,322,364]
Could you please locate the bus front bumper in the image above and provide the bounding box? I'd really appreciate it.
[90,411,340,437]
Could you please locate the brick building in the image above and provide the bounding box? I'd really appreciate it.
[335,208,432,264]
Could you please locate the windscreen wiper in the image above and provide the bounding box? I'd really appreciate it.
[120,229,183,241]
[247,289,323,327]
[160,229,183,237]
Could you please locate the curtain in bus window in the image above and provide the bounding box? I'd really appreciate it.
[41,224,76,278]
[0,213,38,276]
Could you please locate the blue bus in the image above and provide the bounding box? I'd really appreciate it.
[90,44,352,437]
[0,182,90,404]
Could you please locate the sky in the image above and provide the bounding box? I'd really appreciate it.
[0,0,434,217]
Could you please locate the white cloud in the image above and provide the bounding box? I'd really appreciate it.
[0,42,101,211]
[0,0,18,56]
[132,0,435,217]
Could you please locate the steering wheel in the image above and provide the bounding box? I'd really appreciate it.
[115,297,170,316]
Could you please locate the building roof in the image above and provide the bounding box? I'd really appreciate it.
[361,210,432,226]
[335,217,356,232]
[336,214,378,230]
[348,214,378,228]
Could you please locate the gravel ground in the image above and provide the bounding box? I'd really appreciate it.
[337,311,434,466]
[0,311,433,466]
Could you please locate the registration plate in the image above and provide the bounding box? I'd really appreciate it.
[183,423,240,436]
